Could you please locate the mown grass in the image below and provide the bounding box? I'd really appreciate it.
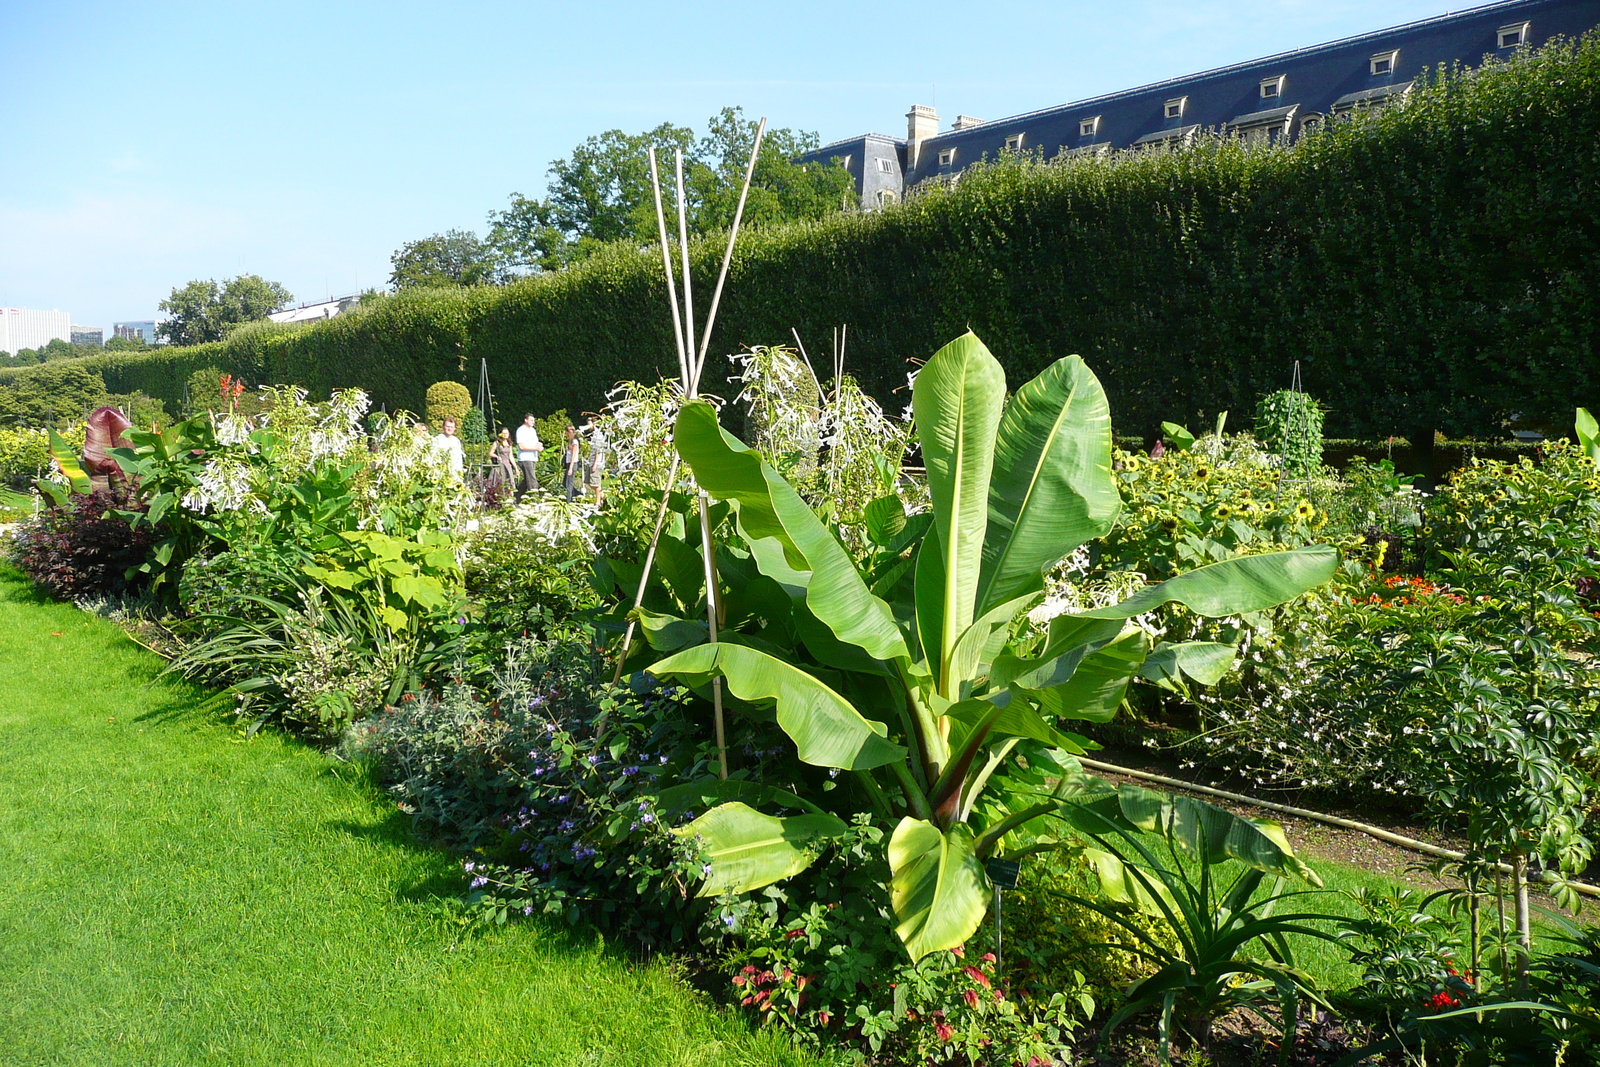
[0,567,823,1067]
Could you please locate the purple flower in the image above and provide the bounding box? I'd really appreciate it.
[470,876,488,889]
[523,905,534,916]
[701,863,713,877]
[722,915,736,928]
[463,861,476,872]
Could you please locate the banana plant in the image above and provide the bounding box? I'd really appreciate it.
[648,332,1337,960]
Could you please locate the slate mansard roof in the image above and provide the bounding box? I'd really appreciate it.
[799,0,1600,201]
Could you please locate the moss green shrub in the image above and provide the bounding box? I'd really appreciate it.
[425,381,473,428]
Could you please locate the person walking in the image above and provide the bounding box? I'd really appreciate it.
[584,420,608,506]
[515,413,543,501]
[561,424,581,502]
[430,416,465,478]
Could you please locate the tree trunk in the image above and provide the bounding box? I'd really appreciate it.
[1512,850,1533,984]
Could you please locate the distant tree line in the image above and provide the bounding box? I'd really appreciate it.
[0,335,150,369]
[388,106,855,289]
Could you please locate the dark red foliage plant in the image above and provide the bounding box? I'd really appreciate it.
[12,486,160,601]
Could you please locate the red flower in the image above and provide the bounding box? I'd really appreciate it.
[949,945,965,959]
[817,1010,830,1026]
[980,952,997,963]
[1428,991,1459,1009]
[935,1022,954,1041]
[962,965,991,989]
[964,989,980,1009]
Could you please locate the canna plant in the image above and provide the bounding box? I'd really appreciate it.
[647,332,1338,960]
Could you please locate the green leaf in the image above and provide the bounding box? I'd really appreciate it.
[1140,641,1237,688]
[888,818,989,961]
[674,802,846,896]
[304,564,362,591]
[1076,546,1337,620]
[863,494,908,546]
[673,401,908,663]
[647,642,906,770]
[912,332,1006,689]
[947,696,1088,753]
[979,355,1121,615]
[1578,408,1600,463]
[633,607,708,653]
[1065,784,1322,886]
[1161,422,1195,451]
[655,778,828,817]
[1026,631,1145,723]
[48,429,91,495]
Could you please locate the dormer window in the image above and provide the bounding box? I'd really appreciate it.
[1370,50,1398,76]
[1498,21,1529,48]
[1164,97,1187,120]
[1260,75,1285,99]
[938,147,956,167]
[1004,133,1025,151]
[877,157,895,173]
[1079,115,1101,137]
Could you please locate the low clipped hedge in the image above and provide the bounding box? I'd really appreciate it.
[7,33,1599,440]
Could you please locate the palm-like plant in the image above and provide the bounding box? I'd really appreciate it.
[648,332,1337,959]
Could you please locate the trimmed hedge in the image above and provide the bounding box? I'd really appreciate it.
[7,34,1599,439]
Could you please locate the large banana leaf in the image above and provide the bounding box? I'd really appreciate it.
[912,333,1006,686]
[888,818,989,960]
[647,642,906,770]
[1024,631,1146,723]
[673,401,908,663]
[675,802,847,896]
[978,355,1121,615]
[1076,546,1337,620]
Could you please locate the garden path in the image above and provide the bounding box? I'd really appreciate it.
[0,568,817,1067]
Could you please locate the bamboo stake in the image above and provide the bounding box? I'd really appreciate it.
[675,149,696,391]
[789,327,822,398]
[691,117,769,394]
[647,147,689,385]
[609,147,695,684]
[610,453,682,685]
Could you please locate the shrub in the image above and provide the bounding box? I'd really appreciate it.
[1254,389,1325,476]
[344,639,719,944]
[425,380,472,428]
[0,426,55,485]
[10,487,160,601]
[459,500,599,646]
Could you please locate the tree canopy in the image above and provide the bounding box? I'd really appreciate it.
[480,107,855,274]
[389,229,509,290]
[157,275,293,346]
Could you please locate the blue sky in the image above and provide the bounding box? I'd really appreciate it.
[4,0,1471,330]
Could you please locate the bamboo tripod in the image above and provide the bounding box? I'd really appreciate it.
[607,119,769,780]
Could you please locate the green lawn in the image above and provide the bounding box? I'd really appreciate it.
[0,568,821,1067]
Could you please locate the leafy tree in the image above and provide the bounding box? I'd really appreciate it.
[104,335,149,353]
[157,274,293,346]
[389,230,507,290]
[486,108,853,272]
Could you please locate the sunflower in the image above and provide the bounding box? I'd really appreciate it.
[1214,504,1234,520]
[1236,499,1256,515]
[1293,500,1315,521]
[1159,515,1180,532]
[1191,466,1212,483]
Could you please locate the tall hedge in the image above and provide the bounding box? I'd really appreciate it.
[8,34,1598,440]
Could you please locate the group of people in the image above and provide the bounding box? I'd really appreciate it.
[419,412,606,504]
[486,413,607,504]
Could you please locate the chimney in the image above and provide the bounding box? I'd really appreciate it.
[906,104,939,168]
[951,115,985,131]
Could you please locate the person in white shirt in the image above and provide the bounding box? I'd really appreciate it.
[514,413,543,501]
[430,416,465,478]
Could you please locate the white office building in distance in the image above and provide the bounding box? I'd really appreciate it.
[1,307,71,355]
